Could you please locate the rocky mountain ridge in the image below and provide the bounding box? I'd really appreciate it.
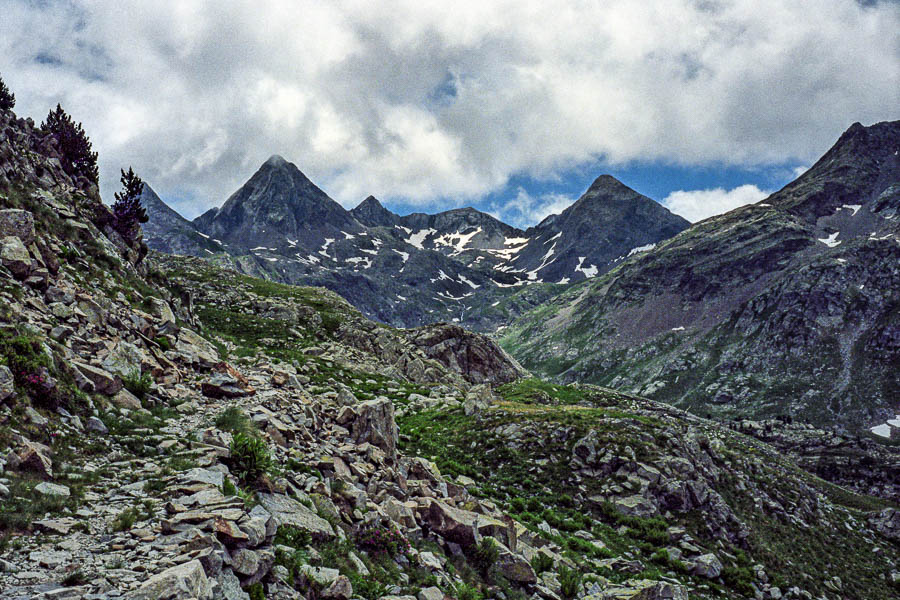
[142,157,688,330]
[501,120,900,430]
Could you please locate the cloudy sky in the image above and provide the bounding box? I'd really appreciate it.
[1,1,897,226]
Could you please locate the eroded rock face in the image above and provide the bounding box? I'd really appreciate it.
[407,323,529,385]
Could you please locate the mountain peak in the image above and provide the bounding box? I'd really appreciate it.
[359,195,383,209]
[263,154,288,168]
[351,195,398,227]
[586,174,632,194]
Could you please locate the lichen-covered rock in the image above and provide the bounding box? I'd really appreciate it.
[127,559,214,600]
[0,209,35,245]
[0,235,32,279]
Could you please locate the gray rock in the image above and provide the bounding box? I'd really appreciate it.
[0,235,32,279]
[321,575,353,600]
[257,493,335,539]
[71,361,122,396]
[127,559,214,599]
[350,397,399,464]
[0,365,15,401]
[34,482,70,497]
[101,341,144,379]
[0,209,36,245]
[86,416,109,434]
[691,553,723,579]
[418,588,444,600]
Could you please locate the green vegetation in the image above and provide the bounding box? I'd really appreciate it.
[215,406,259,439]
[0,73,14,110]
[110,167,148,243]
[228,432,273,486]
[122,370,153,401]
[41,104,99,184]
[558,564,583,600]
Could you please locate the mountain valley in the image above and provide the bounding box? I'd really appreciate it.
[0,86,898,600]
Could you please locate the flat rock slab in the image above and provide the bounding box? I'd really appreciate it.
[256,493,334,540]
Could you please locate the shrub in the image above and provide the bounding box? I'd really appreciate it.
[454,582,483,600]
[228,432,273,485]
[215,406,258,438]
[111,507,140,532]
[246,582,265,600]
[558,565,583,600]
[348,574,387,600]
[531,553,554,574]
[0,74,14,110]
[355,524,411,558]
[41,104,98,184]
[61,570,88,586]
[472,537,500,577]
[123,370,153,401]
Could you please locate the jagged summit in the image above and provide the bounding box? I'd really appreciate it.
[195,154,360,249]
[584,173,635,195]
[350,195,398,227]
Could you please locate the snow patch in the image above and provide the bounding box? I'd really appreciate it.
[840,204,862,216]
[627,243,657,257]
[197,232,210,239]
[671,326,685,332]
[318,238,335,258]
[406,228,436,249]
[818,232,841,247]
[458,274,480,289]
[392,249,409,262]
[575,256,599,278]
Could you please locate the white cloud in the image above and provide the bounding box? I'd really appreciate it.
[0,0,897,217]
[663,185,771,222]
[491,188,574,229]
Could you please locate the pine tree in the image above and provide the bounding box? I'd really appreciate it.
[0,75,14,110]
[111,167,148,242]
[41,104,98,183]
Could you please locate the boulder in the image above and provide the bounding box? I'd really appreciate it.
[16,440,53,479]
[111,388,143,410]
[495,541,537,583]
[0,365,14,402]
[147,296,177,324]
[34,482,70,497]
[422,499,508,547]
[202,363,255,399]
[691,553,723,579]
[0,209,36,245]
[869,508,900,541]
[614,495,658,518]
[321,575,353,600]
[463,383,494,416]
[101,341,145,379]
[257,493,334,540]
[350,397,398,464]
[71,361,122,395]
[406,322,529,384]
[0,235,32,279]
[127,559,214,600]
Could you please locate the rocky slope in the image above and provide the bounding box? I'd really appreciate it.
[502,120,900,430]
[143,159,687,330]
[1,103,898,600]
